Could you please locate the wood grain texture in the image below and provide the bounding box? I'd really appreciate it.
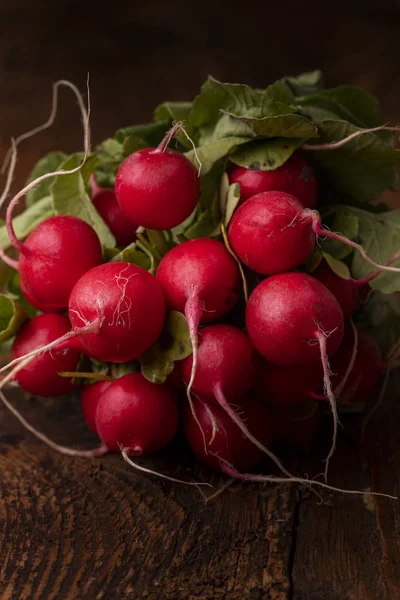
[1,1,400,598]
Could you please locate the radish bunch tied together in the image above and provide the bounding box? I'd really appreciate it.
[0,70,399,499]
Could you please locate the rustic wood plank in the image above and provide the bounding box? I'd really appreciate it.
[0,390,298,600]
[292,373,400,600]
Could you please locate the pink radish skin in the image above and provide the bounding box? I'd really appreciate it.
[92,188,138,247]
[228,191,315,275]
[156,238,240,323]
[95,373,178,454]
[68,262,166,363]
[183,394,272,472]
[246,273,344,366]
[180,324,258,403]
[11,314,81,396]
[229,153,319,209]
[81,381,112,435]
[9,216,102,313]
[255,359,323,409]
[115,146,199,230]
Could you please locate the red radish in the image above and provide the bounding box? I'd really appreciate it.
[246,272,344,479]
[81,380,112,435]
[270,400,321,454]
[95,373,178,454]
[6,216,102,312]
[228,191,315,275]
[115,124,200,230]
[92,188,138,247]
[180,324,258,403]
[11,314,81,396]
[179,324,292,476]
[226,189,400,279]
[157,238,240,404]
[229,153,319,209]
[183,394,272,472]
[68,262,165,363]
[246,273,344,367]
[311,259,397,318]
[255,359,323,409]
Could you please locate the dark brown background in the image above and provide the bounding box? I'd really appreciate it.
[1,1,400,599]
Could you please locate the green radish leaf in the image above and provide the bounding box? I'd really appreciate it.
[111,362,136,378]
[322,253,351,280]
[346,206,400,294]
[229,137,305,171]
[51,154,116,249]
[305,120,400,201]
[115,121,169,148]
[306,248,324,272]
[25,151,67,206]
[298,86,384,130]
[7,271,37,318]
[224,183,241,226]
[140,311,192,384]
[0,295,27,343]
[186,136,249,175]
[111,242,152,271]
[321,204,400,293]
[95,138,125,187]
[0,195,55,251]
[154,101,193,124]
[219,172,230,214]
[283,70,323,97]
[355,290,400,357]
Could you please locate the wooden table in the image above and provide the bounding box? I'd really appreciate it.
[1,2,400,597]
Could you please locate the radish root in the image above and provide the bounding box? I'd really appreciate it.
[184,289,208,451]
[5,79,91,255]
[334,319,358,399]
[121,447,212,487]
[316,329,340,482]
[310,213,400,275]
[213,382,294,478]
[0,319,101,377]
[0,388,108,457]
[219,457,397,500]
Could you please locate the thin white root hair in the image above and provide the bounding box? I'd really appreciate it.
[1,77,90,179]
[121,448,212,487]
[361,365,393,439]
[198,477,236,503]
[0,320,100,377]
[316,331,340,482]
[0,390,107,457]
[302,125,400,152]
[334,319,358,398]
[184,291,208,452]
[213,383,294,479]
[310,214,400,275]
[219,457,397,500]
[4,77,91,254]
[203,401,219,445]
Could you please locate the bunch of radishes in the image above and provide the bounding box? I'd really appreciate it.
[0,73,399,494]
